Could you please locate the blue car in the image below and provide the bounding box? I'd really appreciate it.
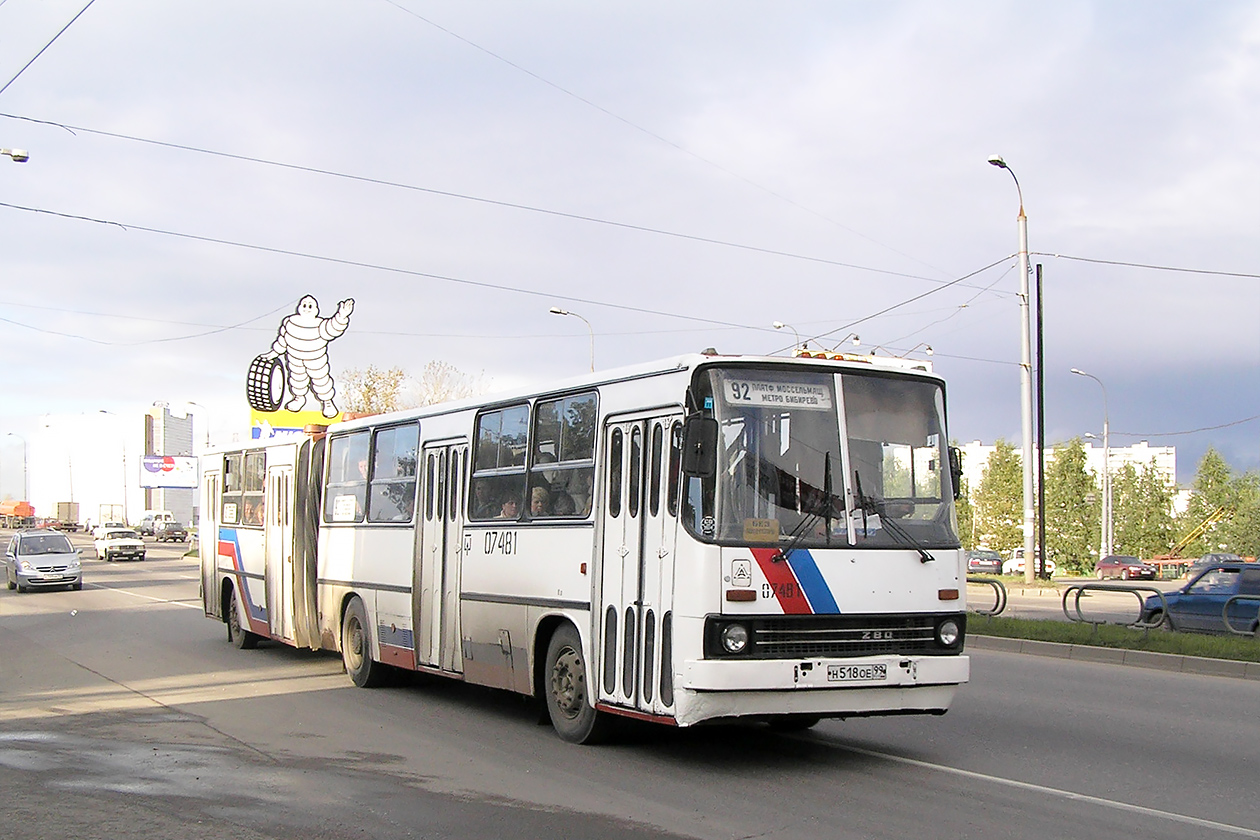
[1141,562,1260,636]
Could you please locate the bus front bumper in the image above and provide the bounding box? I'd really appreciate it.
[672,654,969,727]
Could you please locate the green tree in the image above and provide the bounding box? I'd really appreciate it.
[955,477,974,549]
[1043,438,1099,574]
[1222,472,1260,558]
[973,439,1022,553]
[1175,448,1238,556]
[1112,460,1174,559]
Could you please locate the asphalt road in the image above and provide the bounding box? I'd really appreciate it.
[2,531,1257,840]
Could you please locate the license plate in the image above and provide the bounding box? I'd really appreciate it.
[827,663,887,682]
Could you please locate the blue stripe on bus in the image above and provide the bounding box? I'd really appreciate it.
[788,549,840,614]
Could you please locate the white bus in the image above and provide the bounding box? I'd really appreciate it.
[199,351,969,742]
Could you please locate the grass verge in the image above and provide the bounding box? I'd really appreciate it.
[969,614,1260,663]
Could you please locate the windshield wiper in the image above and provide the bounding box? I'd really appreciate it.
[853,470,935,563]
[774,451,833,563]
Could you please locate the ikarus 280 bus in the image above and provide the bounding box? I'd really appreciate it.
[200,350,969,742]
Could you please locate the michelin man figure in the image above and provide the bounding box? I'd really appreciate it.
[266,295,354,418]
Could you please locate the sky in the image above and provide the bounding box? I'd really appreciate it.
[0,0,1257,497]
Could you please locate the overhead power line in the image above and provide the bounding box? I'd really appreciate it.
[0,0,98,97]
[1033,252,1260,280]
[1114,414,1260,438]
[380,0,955,279]
[0,111,985,290]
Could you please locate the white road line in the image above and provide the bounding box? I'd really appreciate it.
[82,581,202,609]
[839,742,1260,837]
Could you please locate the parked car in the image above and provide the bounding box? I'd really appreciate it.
[5,529,82,592]
[1095,554,1157,580]
[966,549,1003,575]
[1002,554,1057,576]
[1141,562,1260,636]
[93,528,146,562]
[153,520,188,542]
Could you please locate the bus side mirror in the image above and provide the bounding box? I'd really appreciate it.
[681,415,718,477]
[948,446,963,500]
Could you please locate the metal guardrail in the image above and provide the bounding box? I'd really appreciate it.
[1060,583,1168,631]
[966,577,1007,616]
[1222,594,1260,637]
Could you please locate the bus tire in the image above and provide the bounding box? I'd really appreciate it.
[246,354,285,413]
[543,624,609,744]
[341,596,388,688]
[227,588,260,649]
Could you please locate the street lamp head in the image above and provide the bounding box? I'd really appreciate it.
[548,306,569,316]
[987,154,1007,169]
[1069,368,1086,376]
[1,148,29,163]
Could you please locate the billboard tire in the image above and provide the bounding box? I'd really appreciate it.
[246,355,285,413]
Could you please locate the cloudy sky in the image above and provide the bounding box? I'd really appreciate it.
[0,0,1257,495]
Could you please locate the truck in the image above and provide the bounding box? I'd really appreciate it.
[54,501,81,532]
[0,500,36,529]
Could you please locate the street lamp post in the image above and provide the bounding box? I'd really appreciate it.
[1072,369,1111,558]
[989,155,1036,584]
[184,401,212,450]
[549,307,595,372]
[772,321,802,352]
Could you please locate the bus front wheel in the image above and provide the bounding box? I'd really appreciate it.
[543,624,610,744]
[341,597,388,688]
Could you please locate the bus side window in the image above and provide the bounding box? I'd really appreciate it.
[368,423,418,523]
[324,431,369,523]
[608,429,623,518]
[649,423,663,517]
[667,421,682,517]
[470,405,528,521]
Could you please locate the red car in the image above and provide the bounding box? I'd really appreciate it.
[1095,554,1156,580]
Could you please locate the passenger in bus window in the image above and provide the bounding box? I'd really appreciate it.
[472,481,498,519]
[551,491,576,516]
[570,471,593,517]
[530,486,550,517]
[497,497,520,519]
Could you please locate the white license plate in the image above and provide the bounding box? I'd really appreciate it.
[827,663,887,682]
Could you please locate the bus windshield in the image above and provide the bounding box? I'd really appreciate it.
[689,366,959,550]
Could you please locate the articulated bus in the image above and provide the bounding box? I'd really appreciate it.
[199,351,970,742]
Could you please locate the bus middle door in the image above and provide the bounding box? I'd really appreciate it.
[416,443,467,673]
[264,464,294,643]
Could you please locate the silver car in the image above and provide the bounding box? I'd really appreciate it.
[5,530,83,592]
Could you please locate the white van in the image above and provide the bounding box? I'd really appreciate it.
[138,510,174,536]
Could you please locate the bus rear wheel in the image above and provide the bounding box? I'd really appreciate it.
[543,624,610,744]
[341,596,388,688]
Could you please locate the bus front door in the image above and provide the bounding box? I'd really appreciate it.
[599,413,681,718]
[201,470,221,618]
[416,443,467,673]
[265,464,294,643]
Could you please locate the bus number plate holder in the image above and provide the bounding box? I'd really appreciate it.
[827,664,887,683]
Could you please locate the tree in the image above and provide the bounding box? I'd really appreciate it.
[413,360,482,406]
[1175,448,1239,557]
[339,365,409,414]
[973,439,1022,553]
[1111,460,1174,559]
[1042,438,1099,574]
[955,477,974,549]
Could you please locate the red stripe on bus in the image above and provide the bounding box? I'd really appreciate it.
[750,548,813,614]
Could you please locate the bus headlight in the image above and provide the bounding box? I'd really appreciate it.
[720,623,749,654]
[936,619,961,647]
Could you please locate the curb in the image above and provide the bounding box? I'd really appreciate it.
[967,634,1260,681]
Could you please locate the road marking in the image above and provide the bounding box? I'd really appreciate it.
[838,742,1260,837]
[82,581,202,609]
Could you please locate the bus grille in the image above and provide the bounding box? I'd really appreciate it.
[751,615,944,658]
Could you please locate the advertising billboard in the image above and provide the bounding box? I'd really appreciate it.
[140,455,198,488]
